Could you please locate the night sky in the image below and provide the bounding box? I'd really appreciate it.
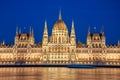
[0,0,120,45]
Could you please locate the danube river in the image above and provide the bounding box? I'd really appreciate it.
[0,67,120,80]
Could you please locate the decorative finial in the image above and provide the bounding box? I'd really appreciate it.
[59,10,62,20]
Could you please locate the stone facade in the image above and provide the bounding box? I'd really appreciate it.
[0,11,120,65]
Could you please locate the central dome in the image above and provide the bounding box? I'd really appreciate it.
[53,20,67,30]
[50,10,69,44]
[53,10,68,30]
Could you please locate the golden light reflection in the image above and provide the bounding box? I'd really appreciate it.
[0,68,120,80]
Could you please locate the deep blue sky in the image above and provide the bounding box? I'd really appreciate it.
[0,0,120,44]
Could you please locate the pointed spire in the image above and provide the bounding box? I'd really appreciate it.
[32,28,34,36]
[16,26,19,35]
[45,20,47,29]
[43,20,48,36]
[19,27,21,34]
[70,20,75,37]
[59,10,62,20]
[29,26,34,36]
[2,40,5,45]
[88,26,90,36]
[101,26,104,35]
[70,20,76,45]
[118,40,120,46]
[30,26,32,35]
[72,20,74,29]
[42,20,48,45]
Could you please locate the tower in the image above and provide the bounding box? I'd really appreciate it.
[70,20,76,55]
[86,27,106,48]
[15,27,19,45]
[70,20,76,46]
[42,20,48,52]
[100,27,106,47]
[70,20,76,62]
[14,27,35,46]
[29,27,34,45]
[42,20,48,46]
[87,26,91,46]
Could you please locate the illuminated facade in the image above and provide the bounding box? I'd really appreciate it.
[0,11,120,65]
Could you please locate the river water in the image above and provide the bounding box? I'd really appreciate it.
[0,67,120,80]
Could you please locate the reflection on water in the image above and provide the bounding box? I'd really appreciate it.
[0,67,120,80]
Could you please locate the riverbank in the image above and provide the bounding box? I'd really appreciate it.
[0,64,120,68]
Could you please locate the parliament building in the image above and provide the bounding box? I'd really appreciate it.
[0,11,120,65]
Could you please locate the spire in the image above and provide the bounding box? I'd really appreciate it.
[42,20,48,46]
[19,28,21,34]
[45,20,47,29]
[118,40,120,46]
[29,26,34,36]
[32,28,34,36]
[70,20,76,45]
[29,26,32,35]
[70,20,75,37]
[59,10,62,20]
[88,26,90,36]
[72,20,74,28]
[16,26,19,36]
[101,26,104,35]
[43,20,48,36]
[2,40,5,45]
